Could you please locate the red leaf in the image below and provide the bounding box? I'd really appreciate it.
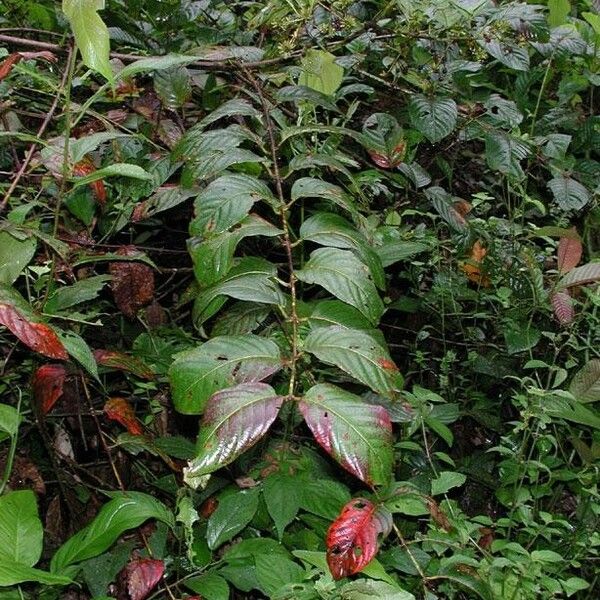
[104,397,144,435]
[32,364,66,414]
[0,304,68,359]
[557,234,582,273]
[326,498,392,580]
[551,290,574,325]
[72,157,106,204]
[93,349,154,379]
[377,358,399,371]
[0,54,22,81]
[109,246,155,318]
[125,558,164,600]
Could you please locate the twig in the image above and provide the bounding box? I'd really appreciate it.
[0,44,73,213]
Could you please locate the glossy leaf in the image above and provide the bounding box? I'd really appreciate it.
[62,0,113,81]
[32,364,66,414]
[71,163,152,186]
[569,360,600,403]
[206,488,260,549]
[154,66,191,109]
[0,303,68,359]
[548,176,590,210]
[0,231,36,285]
[72,158,106,203]
[263,473,300,540]
[291,178,359,220]
[169,334,281,414]
[0,403,21,438]
[300,384,393,486]
[409,96,457,143]
[296,248,383,325]
[326,498,392,579]
[300,213,385,289]
[124,558,164,600]
[184,383,283,483]
[104,397,144,435]
[557,233,582,273]
[51,492,174,574]
[0,560,71,587]
[303,326,402,396]
[45,275,112,313]
[0,490,43,566]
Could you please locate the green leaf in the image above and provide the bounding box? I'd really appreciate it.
[0,560,71,587]
[296,248,384,325]
[304,326,402,395]
[56,330,99,380]
[169,334,282,414]
[45,275,112,313]
[569,360,600,403]
[263,473,300,540]
[185,573,230,600]
[375,241,429,268]
[62,0,113,82]
[211,301,271,336]
[193,258,285,329]
[431,471,467,495]
[185,383,283,482]
[300,213,385,289]
[197,99,261,130]
[0,404,20,438]
[298,50,343,96]
[0,232,36,285]
[338,580,415,599]
[190,174,277,237]
[485,131,530,179]
[71,163,152,186]
[300,383,393,486]
[276,86,340,112]
[298,479,351,519]
[308,299,374,331]
[51,492,174,574]
[206,488,260,549]
[0,490,43,566]
[70,132,132,164]
[255,554,305,596]
[409,96,457,143]
[546,396,600,429]
[504,324,540,355]
[479,38,529,70]
[547,176,590,210]
[154,66,191,109]
[119,55,202,79]
[291,178,359,220]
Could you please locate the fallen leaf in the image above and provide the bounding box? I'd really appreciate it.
[32,364,67,414]
[93,349,154,379]
[426,497,452,532]
[326,498,392,580]
[109,246,155,318]
[124,558,164,600]
[0,304,68,359]
[0,51,56,80]
[460,240,490,287]
[200,497,218,518]
[73,156,107,204]
[104,397,144,435]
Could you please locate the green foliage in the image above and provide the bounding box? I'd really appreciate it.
[0,0,599,598]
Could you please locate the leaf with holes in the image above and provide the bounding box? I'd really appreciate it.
[296,248,383,325]
[0,303,67,359]
[359,113,406,169]
[326,498,392,579]
[300,384,392,486]
[104,397,143,435]
[124,558,164,600]
[558,233,583,273]
[304,326,402,396]
[300,213,385,290]
[33,364,66,414]
[569,360,600,404]
[109,247,155,318]
[409,96,457,143]
[93,350,154,379]
[184,383,283,484]
[169,334,282,414]
[551,290,574,325]
[559,263,600,288]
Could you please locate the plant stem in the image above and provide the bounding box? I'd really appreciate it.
[0,390,22,496]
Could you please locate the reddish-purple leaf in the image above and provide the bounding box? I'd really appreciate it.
[109,246,155,318]
[93,349,154,379]
[557,234,582,273]
[104,397,144,435]
[0,303,68,359]
[326,498,392,580]
[300,384,393,487]
[125,558,164,600]
[559,263,600,288]
[184,383,283,483]
[551,290,574,325]
[32,364,66,414]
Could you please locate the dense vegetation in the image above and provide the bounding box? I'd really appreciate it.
[0,1,599,598]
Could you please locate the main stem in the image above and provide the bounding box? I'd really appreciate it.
[243,69,299,398]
